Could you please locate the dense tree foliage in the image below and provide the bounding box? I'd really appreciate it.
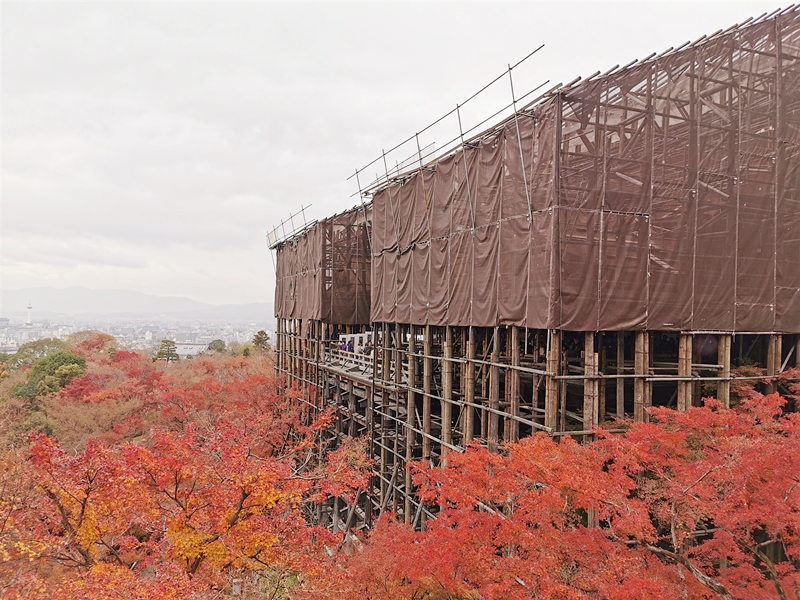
[314,372,800,600]
[1,333,797,599]
[0,334,368,599]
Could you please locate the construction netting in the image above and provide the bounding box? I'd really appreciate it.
[369,10,800,332]
[274,206,371,324]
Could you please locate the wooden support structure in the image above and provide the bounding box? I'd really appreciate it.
[275,320,794,534]
[767,334,782,394]
[718,334,732,408]
[545,329,560,430]
[678,333,692,412]
[583,331,598,437]
[442,326,453,465]
[405,325,415,524]
[489,327,500,452]
[616,332,624,418]
[423,325,432,460]
[464,327,476,443]
[634,331,650,421]
[508,326,520,442]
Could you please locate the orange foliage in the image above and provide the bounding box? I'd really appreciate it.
[315,391,800,600]
[1,340,368,599]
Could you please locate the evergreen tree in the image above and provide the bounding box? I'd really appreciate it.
[156,340,179,363]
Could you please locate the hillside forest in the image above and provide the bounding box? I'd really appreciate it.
[1,333,799,599]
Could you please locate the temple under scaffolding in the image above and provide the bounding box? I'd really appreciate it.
[272,8,800,531]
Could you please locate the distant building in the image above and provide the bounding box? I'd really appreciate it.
[175,343,208,359]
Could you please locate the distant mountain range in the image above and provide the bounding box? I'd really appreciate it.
[0,287,274,323]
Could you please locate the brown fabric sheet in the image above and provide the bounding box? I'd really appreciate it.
[274,206,371,324]
[281,11,800,333]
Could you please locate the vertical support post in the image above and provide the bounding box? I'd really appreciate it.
[276,318,282,378]
[509,326,520,442]
[393,323,402,516]
[347,379,355,436]
[616,332,624,418]
[405,325,415,524]
[718,334,732,408]
[598,333,606,421]
[583,332,598,436]
[545,329,561,431]
[767,334,782,394]
[423,325,432,461]
[464,326,476,443]
[796,336,800,368]
[634,331,650,422]
[489,327,500,452]
[442,326,453,464]
[301,322,308,399]
[678,333,693,411]
[378,324,387,508]
[293,320,299,388]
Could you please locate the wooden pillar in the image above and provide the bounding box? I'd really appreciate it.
[393,323,402,516]
[464,326,476,443]
[545,329,561,431]
[583,332,598,435]
[508,326,520,442]
[301,322,308,398]
[379,324,387,508]
[678,333,692,411]
[442,326,453,464]
[598,333,606,422]
[616,332,624,418]
[423,325,432,460]
[276,318,282,378]
[480,332,489,440]
[405,325,415,524]
[767,334,782,394]
[347,379,355,436]
[634,331,650,421]
[293,320,300,388]
[796,336,800,368]
[718,334,732,408]
[489,327,500,452]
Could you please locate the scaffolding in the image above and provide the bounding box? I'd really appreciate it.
[273,8,800,532]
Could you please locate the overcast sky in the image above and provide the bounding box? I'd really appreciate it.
[1,1,787,306]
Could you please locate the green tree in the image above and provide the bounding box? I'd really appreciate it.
[4,338,67,370]
[233,342,254,357]
[252,330,270,352]
[207,339,226,353]
[8,350,85,401]
[155,340,179,363]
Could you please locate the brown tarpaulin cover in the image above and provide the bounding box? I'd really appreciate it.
[368,12,800,332]
[274,207,371,324]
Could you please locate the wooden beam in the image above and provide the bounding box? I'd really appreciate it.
[465,327,476,443]
[678,333,692,411]
[545,329,561,431]
[423,325,432,460]
[616,332,625,418]
[442,326,453,465]
[509,326,520,442]
[718,334,732,408]
[598,333,606,423]
[406,325,415,524]
[767,334,781,395]
[489,327,500,452]
[634,331,650,421]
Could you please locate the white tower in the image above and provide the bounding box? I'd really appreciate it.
[26,304,32,326]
